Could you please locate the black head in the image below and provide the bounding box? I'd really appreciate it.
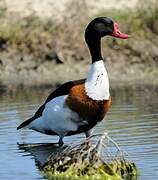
[85,17,114,40]
[85,17,129,63]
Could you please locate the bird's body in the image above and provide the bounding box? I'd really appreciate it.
[17,17,129,145]
[28,80,111,137]
[17,61,112,145]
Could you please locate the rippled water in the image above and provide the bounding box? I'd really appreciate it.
[0,86,158,180]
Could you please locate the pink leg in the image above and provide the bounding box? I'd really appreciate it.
[85,130,92,146]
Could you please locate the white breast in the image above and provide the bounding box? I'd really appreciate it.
[29,95,86,136]
[85,60,110,100]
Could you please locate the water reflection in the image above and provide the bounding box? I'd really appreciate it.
[18,143,66,167]
[0,85,158,179]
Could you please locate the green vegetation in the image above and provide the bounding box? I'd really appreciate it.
[43,160,137,180]
[96,2,158,37]
[0,1,158,87]
[0,2,158,49]
[42,134,137,180]
[0,14,51,46]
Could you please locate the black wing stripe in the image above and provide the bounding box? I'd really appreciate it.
[17,79,85,130]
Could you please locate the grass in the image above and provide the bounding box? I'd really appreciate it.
[0,1,157,87]
[0,1,158,49]
[0,15,48,44]
[95,1,158,48]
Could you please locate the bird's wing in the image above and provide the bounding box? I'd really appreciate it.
[17,79,85,130]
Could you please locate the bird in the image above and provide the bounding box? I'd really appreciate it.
[17,17,129,146]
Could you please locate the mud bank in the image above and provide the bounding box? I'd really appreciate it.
[0,39,157,89]
[0,1,158,88]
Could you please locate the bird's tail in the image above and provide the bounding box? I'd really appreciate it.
[17,117,34,130]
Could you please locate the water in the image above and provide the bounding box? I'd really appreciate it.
[0,86,158,180]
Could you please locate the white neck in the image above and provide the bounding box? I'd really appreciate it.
[85,60,110,100]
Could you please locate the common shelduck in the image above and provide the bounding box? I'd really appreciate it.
[17,17,129,146]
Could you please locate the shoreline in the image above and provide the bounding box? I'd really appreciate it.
[0,1,158,89]
[1,68,158,92]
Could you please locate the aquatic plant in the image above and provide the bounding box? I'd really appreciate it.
[43,133,137,179]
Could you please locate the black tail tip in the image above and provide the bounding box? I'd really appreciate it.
[16,117,33,130]
[17,125,22,130]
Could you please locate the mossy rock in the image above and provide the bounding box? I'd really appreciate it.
[42,133,137,180]
[43,161,137,180]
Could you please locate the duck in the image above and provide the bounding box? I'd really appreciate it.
[17,17,129,146]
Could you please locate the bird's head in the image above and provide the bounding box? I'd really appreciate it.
[85,17,129,41]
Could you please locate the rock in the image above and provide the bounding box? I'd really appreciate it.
[0,37,7,50]
[45,52,63,64]
[0,59,3,66]
[153,20,158,34]
[130,40,158,61]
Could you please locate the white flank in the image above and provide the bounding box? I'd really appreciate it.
[28,95,87,136]
[85,60,110,100]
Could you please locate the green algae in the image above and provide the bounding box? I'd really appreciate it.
[42,133,137,180]
[43,161,137,180]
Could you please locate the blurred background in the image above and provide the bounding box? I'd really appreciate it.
[0,1,158,180]
[0,0,157,88]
